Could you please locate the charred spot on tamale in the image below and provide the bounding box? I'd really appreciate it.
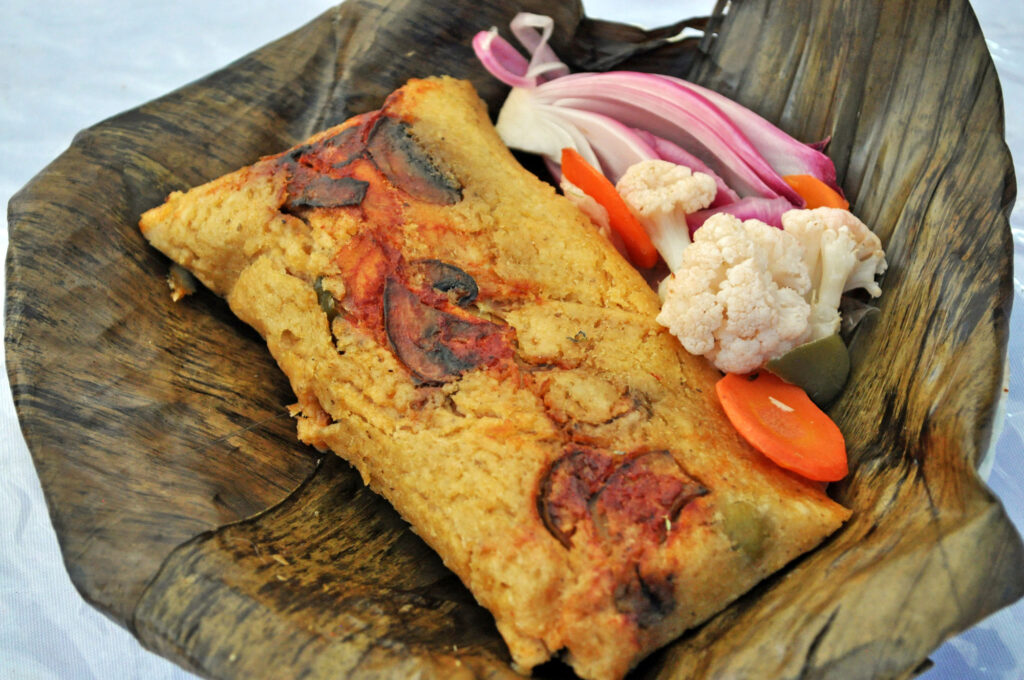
[382,276,513,385]
[590,451,708,546]
[277,111,463,213]
[283,174,368,211]
[407,259,478,307]
[538,448,707,549]
[285,124,365,170]
[365,116,462,205]
[331,234,512,384]
[537,447,617,548]
[279,125,370,212]
[383,276,475,384]
[613,568,676,629]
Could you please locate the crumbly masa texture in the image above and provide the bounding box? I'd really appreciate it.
[139,77,850,680]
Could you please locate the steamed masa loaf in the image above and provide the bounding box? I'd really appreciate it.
[139,76,851,680]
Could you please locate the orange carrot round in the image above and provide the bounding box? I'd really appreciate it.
[560,148,659,268]
[783,174,850,210]
[716,371,848,482]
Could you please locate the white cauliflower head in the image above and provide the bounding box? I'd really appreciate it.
[657,213,812,374]
[781,207,887,341]
[616,159,717,272]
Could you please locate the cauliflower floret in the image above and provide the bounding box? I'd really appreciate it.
[616,159,717,272]
[781,207,887,341]
[657,213,812,374]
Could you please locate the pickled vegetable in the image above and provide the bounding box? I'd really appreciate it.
[766,334,850,406]
[716,371,848,482]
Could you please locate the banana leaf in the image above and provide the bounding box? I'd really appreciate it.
[6,0,1022,678]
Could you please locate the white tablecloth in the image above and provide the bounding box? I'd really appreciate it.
[2,1,1021,678]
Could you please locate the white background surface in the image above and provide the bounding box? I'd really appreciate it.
[2,1,1022,678]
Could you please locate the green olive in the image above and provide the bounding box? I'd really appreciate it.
[720,500,768,561]
[766,334,850,406]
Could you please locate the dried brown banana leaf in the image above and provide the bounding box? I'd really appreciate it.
[6,0,1021,678]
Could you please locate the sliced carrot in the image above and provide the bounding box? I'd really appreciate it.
[560,148,659,268]
[716,371,847,482]
[783,174,850,210]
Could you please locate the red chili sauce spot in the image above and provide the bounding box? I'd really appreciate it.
[590,451,707,545]
[276,107,461,213]
[331,234,514,384]
[538,448,707,550]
